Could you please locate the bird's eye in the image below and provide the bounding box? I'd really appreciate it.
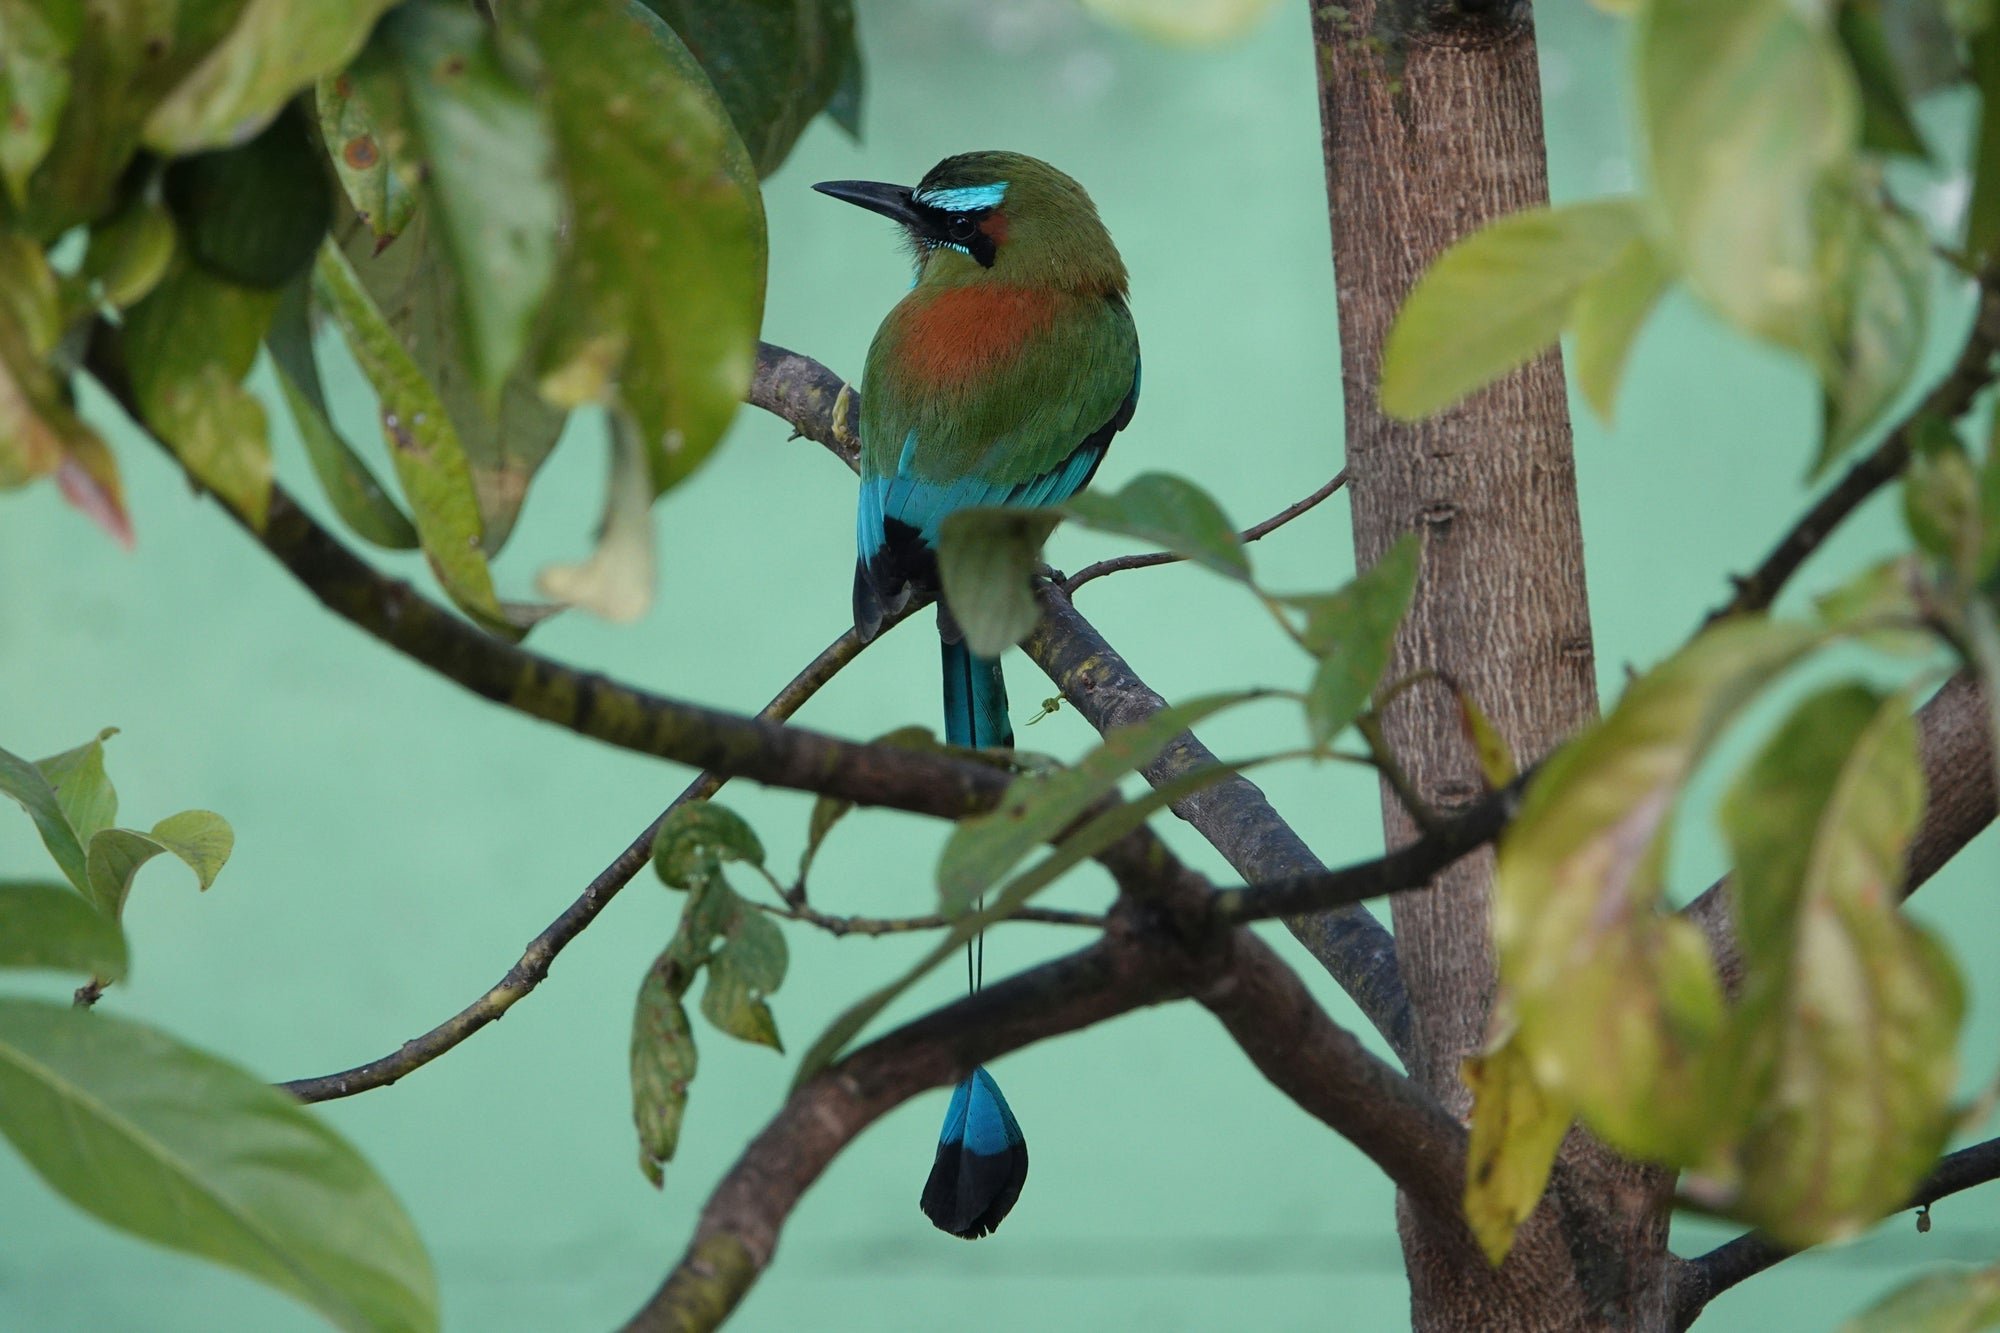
[946,213,979,242]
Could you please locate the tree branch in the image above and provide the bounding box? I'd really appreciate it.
[1708,290,2000,624]
[277,624,887,1102]
[620,892,1464,1333]
[1671,1135,2000,1330]
[1059,470,1348,592]
[757,899,1105,937]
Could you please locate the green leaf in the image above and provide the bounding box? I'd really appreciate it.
[315,69,417,248]
[143,0,397,154]
[1380,198,1647,421]
[1837,1265,2000,1332]
[163,103,332,290]
[518,0,767,495]
[1638,0,1859,356]
[0,998,437,1333]
[0,0,81,209]
[1905,416,1982,578]
[332,193,568,557]
[1840,1,1932,158]
[1494,618,1827,1163]
[35,727,119,846]
[652,801,765,892]
[15,2,246,238]
[85,810,234,921]
[0,881,128,980]
[348,0,559,402]
[1983,413,2000,580]
[0,741,87,893]
[1461,1025,1573,1267]
[1288,534,1422,745]
[311,240,526,635]
[799,795,852,882]
[825,36,863,138]
[937,692,1252,914]
[633,0,859,176]
[121,259,278,530]
[631,949,698,1186]
[534,411,657,621]
[1714,685,1962,1247]
[1455,688,1518,789]
[81,196,177,310]
[699,889,788,1051]
[937,508,1062,659]
[1569,232,1675,424]
[266,275,418,550]
[1061,472,1250,580]
[1970,30,2000,265]
[1815,182,1930,473]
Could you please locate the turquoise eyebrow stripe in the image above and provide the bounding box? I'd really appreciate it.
[916,181,1009,211]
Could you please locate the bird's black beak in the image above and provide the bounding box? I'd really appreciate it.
[813,179,925,229]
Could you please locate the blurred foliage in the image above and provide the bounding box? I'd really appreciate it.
[8,0,2000,1327]
[0,729,437,1333]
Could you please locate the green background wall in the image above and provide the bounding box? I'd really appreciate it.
[3,3,1997,1329]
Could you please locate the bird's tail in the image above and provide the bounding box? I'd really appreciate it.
[921,1067,1029,1239]
[929,636,1025,1237]
[940,636,1013,750]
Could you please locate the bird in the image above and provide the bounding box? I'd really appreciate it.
[814,151,1139,1238]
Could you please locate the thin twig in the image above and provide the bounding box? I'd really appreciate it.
[755,900,1105,936]
[1707,289,2000,624]
[1213,775,1523,925]
[1062,470,1349,593]
[279,622,892,1103]
[1672,1136,2000,1330]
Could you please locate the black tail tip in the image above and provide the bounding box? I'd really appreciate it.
[920,1138,1029,1239]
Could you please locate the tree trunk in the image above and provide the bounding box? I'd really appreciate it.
[1308,2,1675,1327]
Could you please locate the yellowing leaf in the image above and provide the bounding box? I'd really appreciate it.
[1569,232,1674,424]
[1462,1026,1573,1267]
[0,0,81,209]
[144,0,397,153]
[1495,618,1825,1163]
[1637,0,1858,356]
[1714,685,1963,1247]
[1381,199,1647,421]
[1837,1264,2000,1333]
[1814,182,1930,475]
[311,241,528,637]
[122,260,278,530]
[535,413,657,621]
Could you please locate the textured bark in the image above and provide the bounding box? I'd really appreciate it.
[1309,2,1672,1327]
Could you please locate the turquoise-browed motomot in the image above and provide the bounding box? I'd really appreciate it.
[816,151,1139,1238]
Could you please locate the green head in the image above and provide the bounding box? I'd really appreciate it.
[815,151,1128,294]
